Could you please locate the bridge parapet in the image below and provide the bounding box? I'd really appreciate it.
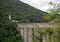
[17,23,58,28]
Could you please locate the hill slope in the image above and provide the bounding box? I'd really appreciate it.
[0,0,48,23]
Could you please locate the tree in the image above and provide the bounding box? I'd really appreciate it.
[43,9,58,22]
[45,28,56,42]
[48,2,54,10]
[48,2,57,11]
[33,28,46,42]
[43,1,60,22]
[0,0,23,42]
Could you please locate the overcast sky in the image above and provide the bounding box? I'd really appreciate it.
[20,0,60,11]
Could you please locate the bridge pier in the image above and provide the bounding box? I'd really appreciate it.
[23,28,28,42]
[19,27,32,42]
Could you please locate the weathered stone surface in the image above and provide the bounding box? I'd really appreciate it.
[17,23,58,28]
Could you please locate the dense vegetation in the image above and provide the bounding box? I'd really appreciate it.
[43,9,60,22]
[0,22,23,42]
[0,9,23,42]
[33,26,60,42]
[0,0,48,23]
[0,0,23,42]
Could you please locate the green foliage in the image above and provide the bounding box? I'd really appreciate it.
[0,20,23,42]
[56,27,60,42]
[43,9,60,22]
[32,28,58,42]
[0,0,48,23]
[51,16,60,22]
[0,0,23,42]
[45,28,56,35]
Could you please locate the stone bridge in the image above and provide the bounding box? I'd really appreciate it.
[17,23,59,42]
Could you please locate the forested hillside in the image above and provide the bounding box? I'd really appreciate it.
[0,0,60,23]
[0,0,48,23]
